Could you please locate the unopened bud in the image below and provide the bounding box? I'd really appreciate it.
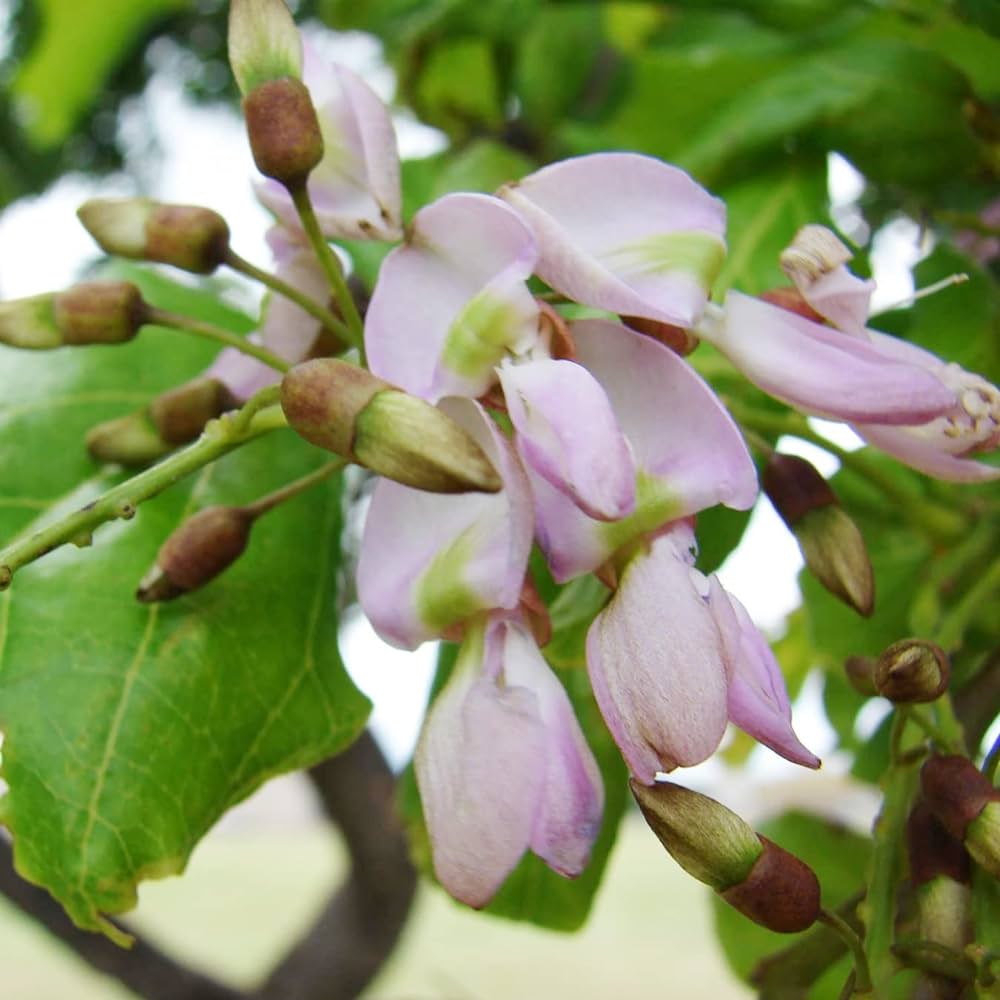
[631,780,820,933]
[620,315,699,356]
[242,78,324,188]
[922,755,1000,879]
[764,453,874,616]
[149,377,237,444]
[845,655,878,696]
[281,358,502,493]
[137,506,254,602]
[874,639,950,704]
[0,281,145,350]
[78,199,231,274]
[86,411,172,466]
[54,281,146,345]
[228,0,303,96]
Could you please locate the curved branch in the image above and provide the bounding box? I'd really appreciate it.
[253,731,418,1000]
[0,835,240,1000]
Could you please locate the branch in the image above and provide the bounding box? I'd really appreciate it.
[253,731,418,1000]
[0,835,240,1000]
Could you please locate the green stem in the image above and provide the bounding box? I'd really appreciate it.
[224,248,352,344]
[288,184,365,356]
[144,307,290,373]
[820,908,873,994]
[934,555,1000,653]
[245,459,345,519]
[231,384,281,435]
[0,405,287,589]
[863,710,922,996]
[729,403,967,542]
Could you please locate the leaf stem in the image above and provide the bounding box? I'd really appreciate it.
[820,908,873,993]
[245,459,345,519]
[288,184,365,356]
[934,554,1000,654]
[144,307,290,373]
[224,247,352,343]
[0,404,287,588]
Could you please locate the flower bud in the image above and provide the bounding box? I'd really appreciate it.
[77,199,231,274]
[137,505,254,602]
[844,654,878,696]
[149,377,237,445]
[0,281,145,350]
[228,0,303,96]
[631,780,820,933]
[922,755,1000,879]
[281,358,502,494]
[874,639,950,704]
[86,412,172,466]
[242,78,324,188]
[763,453,874,616]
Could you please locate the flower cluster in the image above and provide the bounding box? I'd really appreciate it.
[233,25,1000,908]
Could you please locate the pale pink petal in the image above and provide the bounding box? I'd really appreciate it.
[256,62,402,241]
[415,626,546,908]
[705,578,820,769]
[799,266,875,333]
[853,423,1000,482]
[500,620,604,876]
[586,528,730,783]
[501,153,725,327]
[356,399,533,648]
[703,292,957,425]
[365,193,540,401]
[498,357,635,521]
[258,225,330,361]
[573,319,758,513]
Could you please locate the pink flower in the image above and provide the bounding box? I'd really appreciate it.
[416,613,604,907]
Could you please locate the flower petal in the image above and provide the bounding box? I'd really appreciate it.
[853,422,1000,482]
[500,620,604,876]
[706,577,820,769]
[357,399,533,648]
[501,153,726,327]
[365,193,540,401]
[704,292,957,425]
[586,527,730,783]
[415,625,546,908]
[498,357,635,521]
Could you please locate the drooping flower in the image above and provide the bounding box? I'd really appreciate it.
[356,397,533,649]
[500,152,726,328]
[256,56,402,241]
[365,193,541,402]
[416,612,604,907]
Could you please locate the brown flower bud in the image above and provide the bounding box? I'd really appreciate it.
[53,281,146,345]
[281,358,502,494]
[922,755,1000,846]
[844,655,878,696]
[77,199,231,274]
[874,639,950,704]
[86,411,172,466]
[242,77,324,188]
[149,377,237,444]
[764,453,873,616]
[908,800,971,889]
[137,505,254,602]
[720,836,822,934]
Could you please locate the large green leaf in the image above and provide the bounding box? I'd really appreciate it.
[13,0,191,148]
[0,275,370,935]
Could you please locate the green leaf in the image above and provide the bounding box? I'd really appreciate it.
[0,279,369,934]
[543,574,610,670]
[713,810,871,997]
[413,37,504,137]
[13,0,191,148]
[716,165,829,296]
[430,139,536,198]
[399,641,629,932]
